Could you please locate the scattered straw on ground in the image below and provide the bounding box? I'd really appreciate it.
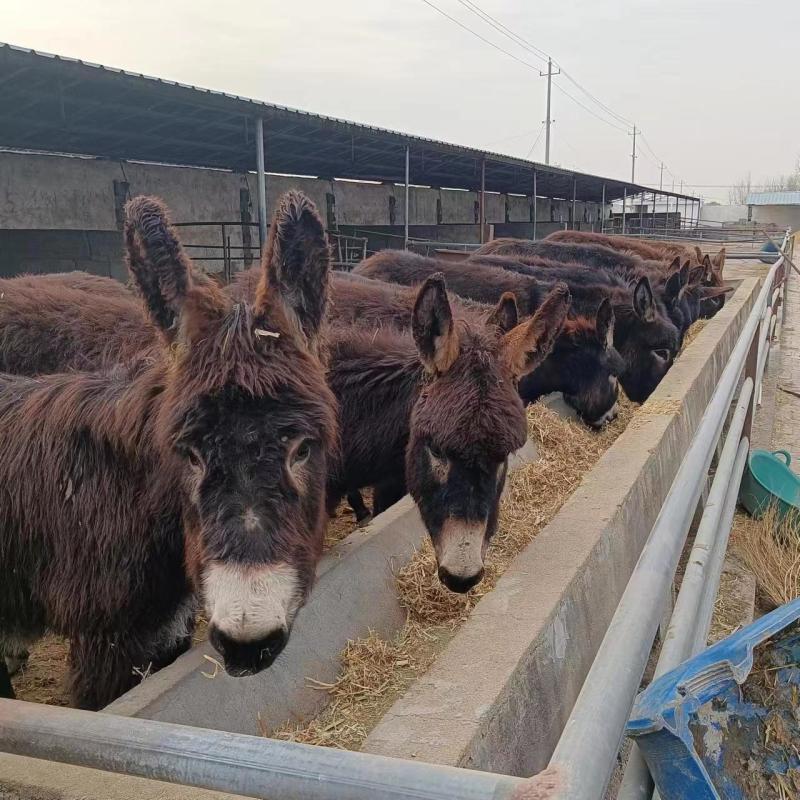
[731,506,800,610]
[708,563,752,644]
[272,397,636,748]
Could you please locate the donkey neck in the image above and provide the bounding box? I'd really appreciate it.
[327,330,424,491]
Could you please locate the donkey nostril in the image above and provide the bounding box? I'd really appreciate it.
[437,566,485,594]
[208,624,289,677]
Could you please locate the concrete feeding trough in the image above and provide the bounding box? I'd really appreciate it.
[104,440,540,735]
[361,276,765,776]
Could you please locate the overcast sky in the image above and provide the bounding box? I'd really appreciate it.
[5,0,799,202]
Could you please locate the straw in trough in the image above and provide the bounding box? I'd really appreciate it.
[272,396,635,748]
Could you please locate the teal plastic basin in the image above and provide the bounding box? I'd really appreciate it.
[739,449,800,523]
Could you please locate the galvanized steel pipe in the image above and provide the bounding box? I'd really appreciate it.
[617,381,753,800]
[547,259,780,800]
[0,700,524,800]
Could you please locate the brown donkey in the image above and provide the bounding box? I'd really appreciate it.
[0,193,337,708]
[326,276,571,592]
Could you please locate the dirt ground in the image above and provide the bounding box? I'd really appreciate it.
[11,493,369,706]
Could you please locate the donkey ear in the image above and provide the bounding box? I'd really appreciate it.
[695,246,703,263]
[595,297,615,350]
[664,270,683,304]
[412,273,459,374]
[688,265,706,288]
[668,256,682,273]
[711,247,726,280]
[699,285,735,299]
[254,191,330,349]
[501,283,570,378]
[486,292,519,333]
[633,277,656,322]
[124,195,193,338]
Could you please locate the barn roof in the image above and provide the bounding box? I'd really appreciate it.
[0,42,699,205]
[745,191,800,206]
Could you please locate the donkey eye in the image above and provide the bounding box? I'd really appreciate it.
[653,349,671,362]
[187,448,203,469]
[292,439,313,467]
[428,442,445,461]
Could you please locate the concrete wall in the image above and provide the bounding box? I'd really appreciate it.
[752,204,800,229]
[0,151,610,277]
[700,204,749,224]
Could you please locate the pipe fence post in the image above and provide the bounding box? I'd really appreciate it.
[622,187,627,234]
[403,145,410,250]
[255,117,267,249]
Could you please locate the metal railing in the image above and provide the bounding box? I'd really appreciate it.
[173,221,260,283]
[547,230,791,800]
[0,234,791,800]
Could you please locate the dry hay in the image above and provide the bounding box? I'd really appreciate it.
[10,634,70,706]
[708,562,753,645]
[734,620,800,799]
[325,489,373,548]
[272,397,636,749]
[681,318,708,351]
[732,506,800,610]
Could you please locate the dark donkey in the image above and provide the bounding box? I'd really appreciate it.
[352,251,622,427]
[0,193,337,708]
[327,276,571,592]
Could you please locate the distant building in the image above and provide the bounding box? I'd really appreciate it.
[745,191,800,230]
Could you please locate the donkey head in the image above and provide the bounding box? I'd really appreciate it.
[125,192,337,677]
[615,276,680,403]
[407,276,570,593]
[555,299,625,428]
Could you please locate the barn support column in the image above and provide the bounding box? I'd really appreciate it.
[255,117,267,249]
[622,187,627,234]
[638,192,644,235]
[532,169,538,241]
[653,191,657,235]
[479,158,486,243]
[600,182,606,233]
[403,145,410,249]
[571,177,577,231]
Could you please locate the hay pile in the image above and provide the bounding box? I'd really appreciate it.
[681,318,708,351]
[272,397,635,749]
[732,507,800,610]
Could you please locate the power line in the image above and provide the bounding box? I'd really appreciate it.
[552,81,628,133]
[418,0,540,71]
[453,0,550,63]
[525,123,546,159]
[558,70,634,128]
[418,0,688,186]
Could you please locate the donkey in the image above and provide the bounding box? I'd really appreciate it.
[351,252,622,427]
[0,192,338,709]
[464,254,680,402]
[473,237,644,273]
[546,230,703,266]
[326,277,571,592]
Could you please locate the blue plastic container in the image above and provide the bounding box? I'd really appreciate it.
[626,598,800,799]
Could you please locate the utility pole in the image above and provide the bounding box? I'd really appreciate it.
[539,57,560,165]
[659,163,664,191]
[629,125,637,183]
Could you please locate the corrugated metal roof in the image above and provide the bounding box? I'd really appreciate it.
[745,191,800,206]
[0,42,700,204]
